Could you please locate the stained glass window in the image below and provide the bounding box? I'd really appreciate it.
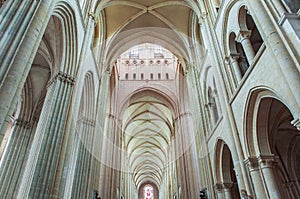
[144,184,154,199]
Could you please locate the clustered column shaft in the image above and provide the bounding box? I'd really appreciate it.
[28,72,75,198]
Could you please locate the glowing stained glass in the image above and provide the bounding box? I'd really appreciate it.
[144,185,154,199]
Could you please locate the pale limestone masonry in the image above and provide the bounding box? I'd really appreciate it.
[0,0,299,199]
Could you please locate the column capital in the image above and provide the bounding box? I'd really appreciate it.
[244,157,259,171]
[88,12,97,21]
[47,71,76,88]
[230,53,240,60]
[198,12,207,25]
[214,183,223,192]
[224,56,230,65]
[291,118,300,130]
[78,116,95,127]
[14,119,33,129]
[212,89,218,97]
[107,113,121,123]
[258,155,279,168]
[174,112,192,121]
[222,182,233,189]
[236,30,252,42]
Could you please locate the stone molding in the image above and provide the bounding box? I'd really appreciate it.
[236,30,252,42]
[257,155,279,169]
[47,71,76,88]
[78,116,95,127]
[14,119,33,129]
[230,53,240,60]
[214,183,223,192]
[174,112,192,121]
[244,157,259,171]
[222,182,234,189]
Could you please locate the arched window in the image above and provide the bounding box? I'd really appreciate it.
[232,6,264,78]
[238,6,263,59]
[144,184,154,199]
[245,10,263,54]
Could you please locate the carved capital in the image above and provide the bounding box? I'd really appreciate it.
[212,89,218,97]
[222,182,233,190]
[14,119,33,129]
[198,12,207,25]
[244,157,259,171]
[47,71,76,88]
[204,102,215,108]
[236,30,252,42]
[107,113,122,123]
[88,12,97,21]
[57,71,76,84]
[214,183,223,192]
[258,155,278,168]
[78,116,95,126]
[230,53,240,60]
[224,56,230,65]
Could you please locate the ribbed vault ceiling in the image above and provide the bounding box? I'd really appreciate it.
[122,95,174,188]
[96,0,193,190]
[96,0,193,39]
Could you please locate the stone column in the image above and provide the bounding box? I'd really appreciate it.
[55,12,98,199]
[245,157,267,198]
[236,31,255,64]
[223,183,233,199]
[214,183,224,199]
[71,117,95,199]
[17,72,75,198]
[0,119,37,198]
[229,53,243,82]
[0,1,41,74]
[174,112,200,199]
[0,0,54,144]
[223,56,235,94]
[258,155,282,199]
[99,113,121,199]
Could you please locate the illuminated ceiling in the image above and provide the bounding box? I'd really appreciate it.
[95,0,197,190]
[122,93,174,188]
[95,0,201,63]
[96,0,196,39]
